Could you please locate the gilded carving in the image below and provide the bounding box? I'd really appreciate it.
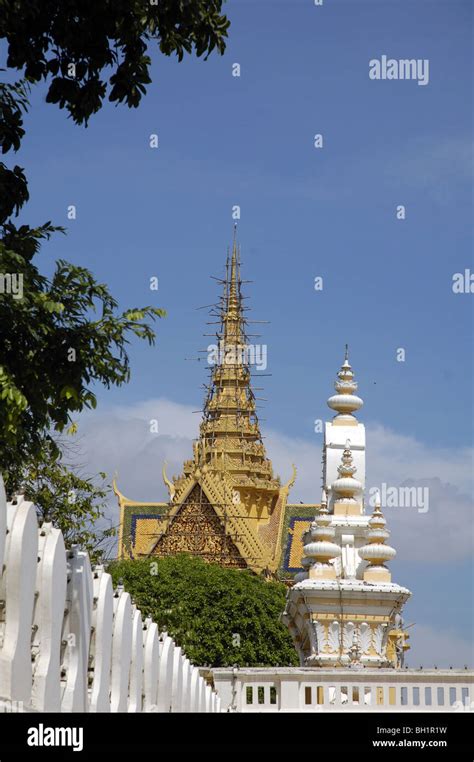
[153,485,246,568]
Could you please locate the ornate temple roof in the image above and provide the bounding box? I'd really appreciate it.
[177,226,282,496]
[115,229,295,574]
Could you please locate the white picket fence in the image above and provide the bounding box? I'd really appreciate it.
[0,476,221,713]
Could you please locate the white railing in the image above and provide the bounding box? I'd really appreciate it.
[212,667,474,713]
[0,476,220,713]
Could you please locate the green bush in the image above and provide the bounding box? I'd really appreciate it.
[108,555,299,668]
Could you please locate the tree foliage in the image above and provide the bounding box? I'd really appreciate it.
[109,555,299,668]
[0,224,165,478]
[0,0,229,127]
[12,438,115,564]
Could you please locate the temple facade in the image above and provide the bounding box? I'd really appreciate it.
[115,231,298,574]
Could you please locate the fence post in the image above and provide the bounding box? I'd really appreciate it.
[31,522,67,711]
[189,667,200,712]
[128,605,144,712]
[0,476,6,582]
[157,634,174,712]
[170,646,183,712]
[143,618,160,711]
[110,586,133,712]
[0,496,38,705]
[89,567,114,712]
[180,657,191,712]
[61,548,93,712]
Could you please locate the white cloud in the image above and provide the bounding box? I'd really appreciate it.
[109,397,198,439]
[264,422,474,501]
[76,398,473,563]
[268,424,474,563]
[78,399,196,504]
[367,423,473,495]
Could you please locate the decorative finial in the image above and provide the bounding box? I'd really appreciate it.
[337,441,358,480]
[321,487,327,509]
[359,498,396,583]
[284,464,297,490]
[330,442,362,515]
[232,222,238,254]
[302,492,341,579]
[162,462,176,501]
[222,226,242,335]
[327,348,363,421]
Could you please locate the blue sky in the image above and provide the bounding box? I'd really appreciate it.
[12,0,472,445]
[5,0,473,665]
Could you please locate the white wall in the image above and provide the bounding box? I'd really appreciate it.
[212,667,474,713]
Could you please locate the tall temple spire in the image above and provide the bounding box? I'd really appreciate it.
[191,229,280,490]
[114,230,292,574]
[229,224,239,306]
[223,223,243,347]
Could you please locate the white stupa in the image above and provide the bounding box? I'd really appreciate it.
[283,349,411,669]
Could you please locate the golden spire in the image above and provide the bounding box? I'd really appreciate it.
[228,225,239,306]
[193,228,280,492]
[223,223,243,346]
